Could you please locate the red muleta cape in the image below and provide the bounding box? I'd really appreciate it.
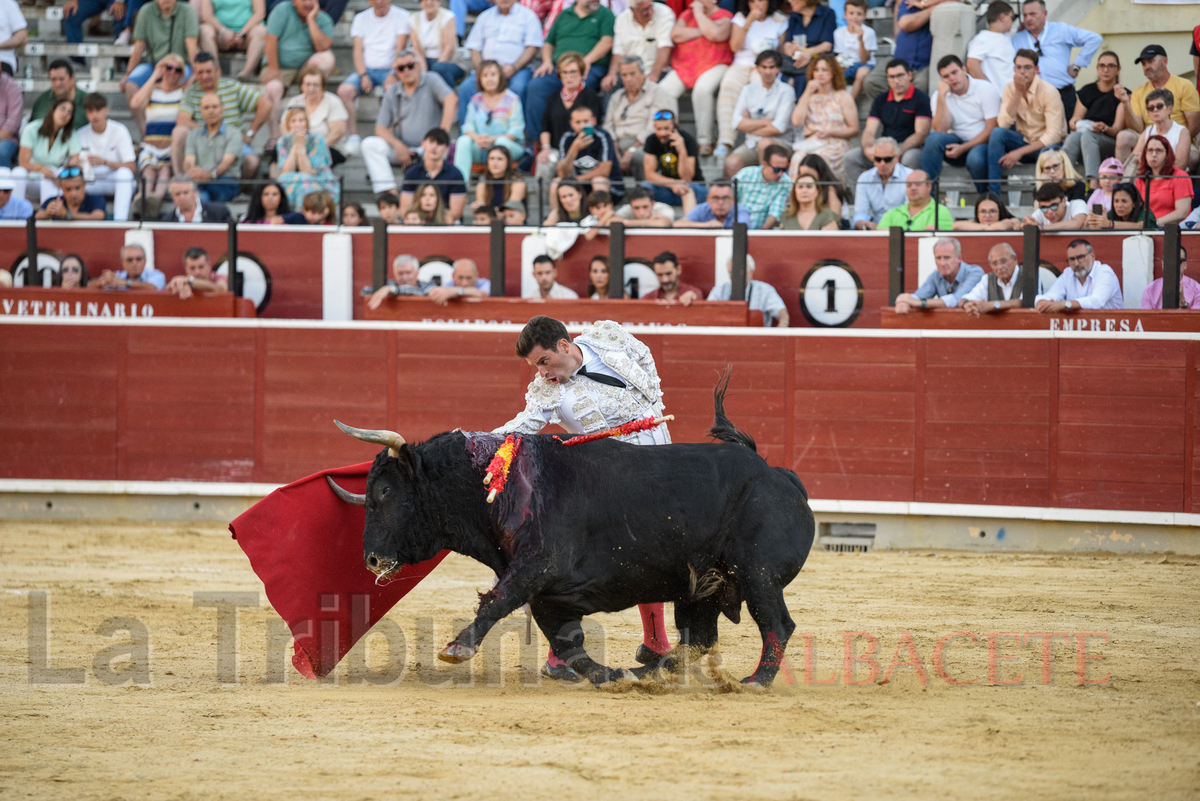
[229,463,448,679]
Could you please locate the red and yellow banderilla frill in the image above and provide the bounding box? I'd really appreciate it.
[482,435,522,503]
[554,415,674,447]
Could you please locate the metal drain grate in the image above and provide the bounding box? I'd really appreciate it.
[818,522,877,553]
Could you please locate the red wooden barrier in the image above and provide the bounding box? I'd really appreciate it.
[881,308,1200,332]
[0,287,256,318]
[1,320,1195,515]
[363,296,753,326]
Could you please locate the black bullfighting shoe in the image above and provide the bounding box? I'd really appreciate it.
[635,644,670,665]
[540,660,583,683]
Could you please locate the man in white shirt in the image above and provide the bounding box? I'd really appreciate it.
[603,56,678,179]
[602,0,674,90]
[0,0,27,76]
[613,185,675,226]
[78,94,137,222]
[922,55,998,194]
[708,254,788,327]
[1023,183,1086,231]
[1035,238,1123,312]
[337,0,410,150]
[524,254,580,299]
[724,50,795,178]
[961,242,1048,315]
[966,1,1014,89]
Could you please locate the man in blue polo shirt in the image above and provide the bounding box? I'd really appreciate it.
[845,58,930,191]
[398,128,467,224]
[673,181,751,228]
[893,236,983,314]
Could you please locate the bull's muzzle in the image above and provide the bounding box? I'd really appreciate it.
[333,420,406,457]
[366,553,399,577]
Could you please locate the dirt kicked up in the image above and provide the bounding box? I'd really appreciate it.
[0,519,1197,800]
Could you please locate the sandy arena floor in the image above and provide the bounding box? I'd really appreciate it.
[0,519,1198,800]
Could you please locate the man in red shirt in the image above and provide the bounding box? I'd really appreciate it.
[644,250,702,305]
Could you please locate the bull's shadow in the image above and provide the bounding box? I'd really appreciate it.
[328,377,816,687]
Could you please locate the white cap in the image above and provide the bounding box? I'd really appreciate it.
[0,167,15,191]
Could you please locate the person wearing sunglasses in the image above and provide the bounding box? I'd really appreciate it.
[1010,0,1101,119]
[35,170,106,221]
[1114,45,1200,172]
[1021,182,1087,231]
[1035,237,1122,313]
[57,255,90,289]
[1126,88,1192,174]
[91,243,167,292]
[730,143,792,229]
[120,0,199,134]
[851,135,909,230]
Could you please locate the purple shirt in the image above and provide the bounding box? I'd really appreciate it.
[1141,275,1200,310]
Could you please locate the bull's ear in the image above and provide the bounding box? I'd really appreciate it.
[396,444,421,476]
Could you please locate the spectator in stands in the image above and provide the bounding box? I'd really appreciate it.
[952,190,1019,231]
[451,0,487,39]
[1143,246,1199,310]
[1086,181,1155,230]
[642,108,704,206]
[341,203,367,226]
[967,1,1014,90]
[860,0,946,101]
[160,173,233,221]
[659,0,733,155]
[1035,238,1122,312]
[458,0,542,125]
[411,182,446,223]
[398,128,467,223]
[851,135,908,229]
[586,255,629,298]
[844,58,927,190]
[199,0,267,82]
[91,244,167,290]
[184,92,242,203]
[1115,45,1200,170]
[878,169,951,230]
[174,53,269,181]
[475,145,527,211]
[17,99,81,206]
[542,179,587,225]
[960,242,1028,316]
[525,254,580,298]
[454,60,526,183]
[533,54,604,188]
[986,49,1065,194]
[921,55,997,194]
[646,250,700,304]
[1062,51,1123,186]
[78,94,136,223]
[674,179,751,228]
[300,190,337,224]
[781,174,838,229]
[713,0,787,156]
[731,143,790,228]
[121,0,199,133]
[1126,88,1193,173]
[605,0,674,92]
[1010,0,1100,117]
[1022,182,1086,230]
[32,61,89,131]
[261,0,336,145]
[606,56,679,181]
[362,51,458,194]
[779,0,834,99]
[580,187,613,234]
[893,236,982,313]
[0,67,19,168]
[525,0,615,141]
[796,151,846,218]
[473,205,497,225]
[275,107,338,208]
[403,210,423,224]
[789,54,857,179]
[708,253,788,326]
[1082,157,1124,213]
[376,190,402,224]
[369,254,433,309]
[283,68,348,163]
[242,179,304,223]
[165,246,229,298]
[129,55,186,218]
[834,0,875,100]
[0,0,21,76]
[616,185,676,225]
[1134,134,1193,226]
[0,168,31,219]
[413,0,462,90]
[58,255,89,289]
[338,0,410,152]
[62,0,125,53]
[1034,149,1084,202]
[552,106,622,203]
[723,50,794,178]
[502,199,527,225]
[428,258,491,304]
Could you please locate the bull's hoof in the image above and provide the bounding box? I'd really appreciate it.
[539,660,583,683]
[438,642,476,664]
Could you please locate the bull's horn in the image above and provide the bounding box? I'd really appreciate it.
[334,420,406,457]
[326,475,366,506]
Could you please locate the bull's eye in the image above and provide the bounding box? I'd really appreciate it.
[379,486,389,499]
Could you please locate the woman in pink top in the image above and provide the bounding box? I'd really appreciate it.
[659,0,733,154]
[789,54,857,180]
[1135,134,1193,225]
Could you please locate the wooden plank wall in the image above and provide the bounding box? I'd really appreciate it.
[1,323,1194,514]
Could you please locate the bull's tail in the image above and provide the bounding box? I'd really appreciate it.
[708,367,757,453]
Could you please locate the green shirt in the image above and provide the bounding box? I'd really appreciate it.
[181,77,262,132]
[546,5,615,71]
[212,0,254,31]
[266,2,334,69]
[132,1,199,64]
[185,122,242,176]
[878,200,954,231]
[31,88,88,130]
[20,121,81,169]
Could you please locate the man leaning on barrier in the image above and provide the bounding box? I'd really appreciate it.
[164,247,228,299]
[1035,238,1122,313]
[893,236,983,314]
[960,242,1032,316]
[428,259,491,306]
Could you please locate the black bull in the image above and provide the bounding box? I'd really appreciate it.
[328,383,816,686]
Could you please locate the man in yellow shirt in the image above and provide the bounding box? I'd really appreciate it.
[985,48,1065,194]
[1115,44,1200,170]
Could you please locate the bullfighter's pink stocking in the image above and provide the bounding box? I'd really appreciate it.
[639,603,670,654]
